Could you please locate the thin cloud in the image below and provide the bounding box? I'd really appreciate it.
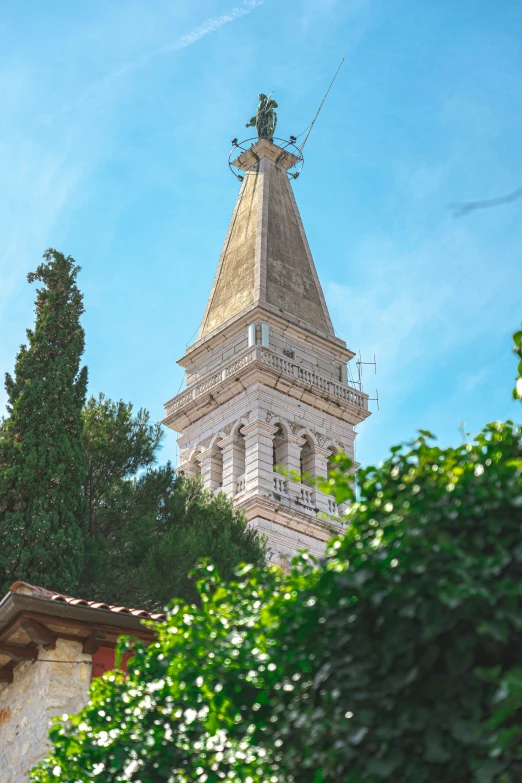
[53,0,264,119]
[159,0,264,55]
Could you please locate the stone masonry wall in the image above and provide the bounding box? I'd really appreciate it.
[0,639,91,782]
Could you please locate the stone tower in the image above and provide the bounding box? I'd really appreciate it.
[163,137,370,563]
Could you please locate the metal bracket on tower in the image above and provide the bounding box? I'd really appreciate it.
[356,351,377,387]
[355,352,379,410]
[367,389,380,411]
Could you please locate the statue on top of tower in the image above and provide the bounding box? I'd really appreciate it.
[246,93,278,140]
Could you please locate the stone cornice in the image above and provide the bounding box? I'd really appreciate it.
[286,434,306,447]
[313,445,333,458]
[231,139,300,172]
[240,420,279,438]
[217,434,236,449]
[164,346,370,432]
[238,494,343,543]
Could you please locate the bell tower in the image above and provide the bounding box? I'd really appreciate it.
[163,121,371,564]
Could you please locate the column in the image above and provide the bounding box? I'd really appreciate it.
[220,434,243,497]
[241,420,278,497]
[281,435,305,498]
[198,450,217,492]
[177,459,201,480]
[312,446,334,514]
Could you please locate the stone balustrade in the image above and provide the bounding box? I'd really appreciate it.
[164,347,367,419]
[300,486,314,506]
[231,468,342,520]
[273,475,287,494]
[271,475,340,518]
[259,349,366,408]
[327,498,338,515]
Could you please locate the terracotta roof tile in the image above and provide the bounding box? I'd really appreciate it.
[9,581,167,621]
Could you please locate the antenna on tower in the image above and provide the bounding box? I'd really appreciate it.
[299,58,345,154]
[356,352,377,388]
[356,351,379,411]
[347,360,361,391]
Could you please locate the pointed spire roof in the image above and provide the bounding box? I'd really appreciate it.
[198,139,335,339]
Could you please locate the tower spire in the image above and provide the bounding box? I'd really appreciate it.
[164,114,371,567]
[199,139,334,339]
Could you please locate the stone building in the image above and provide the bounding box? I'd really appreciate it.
[163,138,371,563]
[0,581,164,782]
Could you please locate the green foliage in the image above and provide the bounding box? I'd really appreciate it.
[513,329,522,400]
[31,417,522,782]
[82,392,162,538]
[0,261,265,605]
[0,249,87,595]
[81,465,266,611]
[118,472,266,611]
[78,395,266,610]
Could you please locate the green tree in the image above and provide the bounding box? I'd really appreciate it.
[32,345,522,782]
[0,249,87,595]
[82,393,162,539]
[513,328,522,400]
[78,394,266,610]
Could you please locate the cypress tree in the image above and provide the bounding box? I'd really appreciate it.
[0,249,87,594]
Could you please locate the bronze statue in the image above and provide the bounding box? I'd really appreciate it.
[246,93,278,140]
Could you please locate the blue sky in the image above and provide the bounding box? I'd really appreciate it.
[1,0,521,469]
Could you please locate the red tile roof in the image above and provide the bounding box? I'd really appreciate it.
[9,581,167,622]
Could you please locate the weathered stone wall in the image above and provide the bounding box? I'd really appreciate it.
[0,639,91,782]
[199,146,335,340]
[200,169,258,337]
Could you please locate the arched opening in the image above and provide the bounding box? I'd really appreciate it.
[326,446,340,515]
[272,425,286,471]
[300,435,315,485]
[327,446,339,477]
[186,450,202,480]
[209,442,224,492]
[272,424,288,495]
[298,435,315,506]
[234,431,246,494]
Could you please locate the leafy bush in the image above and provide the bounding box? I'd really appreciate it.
[32,415,522,782]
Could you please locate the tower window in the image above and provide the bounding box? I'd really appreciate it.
[261,323,270,348]
[300,436,315,485]
[210,446,223,490]
[187,451,202,479]
[273,425,286,470]
[234,432,246,493]
[247,323,256,347]
[327,447,339,476]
